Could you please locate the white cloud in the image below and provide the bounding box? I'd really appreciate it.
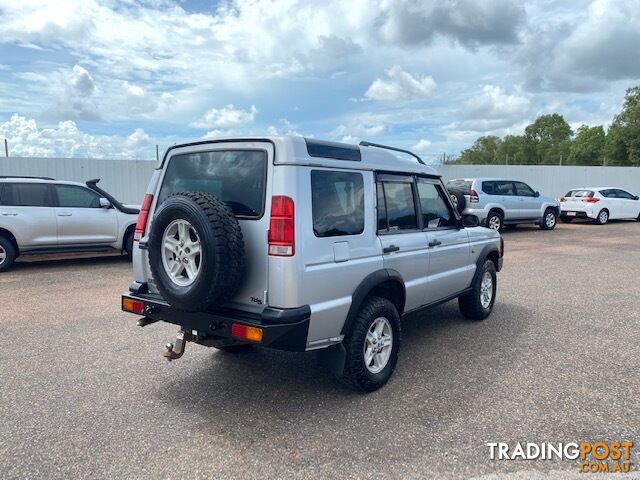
[412,139,431,151]
[331,122,386,138]
[70,65,95,96]
[191,105,258,129]
[0,114,154,159]
[365,66,436,101]
[456,85,530,131]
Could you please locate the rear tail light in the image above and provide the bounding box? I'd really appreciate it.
[559,197,566,202]
[231,323,263,343]
[582,197,600,203]
[122,297,145,314]
[134,194,154,241]
[268,195,295,256]
[470,189,479,203]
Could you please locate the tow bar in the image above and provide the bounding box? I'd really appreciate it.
[163,329,192,361]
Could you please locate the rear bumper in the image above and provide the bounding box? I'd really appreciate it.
[463,207,487,222]
[560,210,593,219]
[121,291,310,352]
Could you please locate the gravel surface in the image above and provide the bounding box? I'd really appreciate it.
[1,221,639,479]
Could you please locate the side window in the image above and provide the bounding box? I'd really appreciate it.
[494,181,515,196]
[514,182,535,196]
[12,183,52,207]
[600,189,614,198]
[614,189,634,199]
[311,170,364,237]
[55,185,102,208]
[379,180,418,231]
[417,181,455,228]
[482,181,496,195]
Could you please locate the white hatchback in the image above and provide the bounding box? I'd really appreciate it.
[559,187,640,224]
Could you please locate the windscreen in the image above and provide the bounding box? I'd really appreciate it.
[565,190,594,198]
[445,179,472,194]
[158,150,267,218]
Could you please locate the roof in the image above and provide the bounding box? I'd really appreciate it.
[163,135,440,177]
[0,177,86,187]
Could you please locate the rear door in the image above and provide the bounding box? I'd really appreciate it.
[513,181,539,219]
[0,183,57,247]
[416,178,473,304]
[53,184,118,245]
[154,143,272,312]
[376,174,430,311]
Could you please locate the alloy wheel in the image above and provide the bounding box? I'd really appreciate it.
[545,212,556,228]
[480,271,493,308]
[161,219,202,287]
[363,317,393,374]
[488,215,501,230]
[0,245,6,265]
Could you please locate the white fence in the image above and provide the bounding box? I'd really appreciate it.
[2,157,640,203]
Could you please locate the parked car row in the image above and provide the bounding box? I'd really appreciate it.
[0,176,140,272]
[446,178,640,230]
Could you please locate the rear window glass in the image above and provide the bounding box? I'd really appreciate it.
[158,150,267,218]
[445,180,472,194]
[311,170,364,237]
[565,190,594,198]
[5,183,52,207]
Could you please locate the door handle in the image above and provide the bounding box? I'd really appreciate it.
[57,212,72,217]
[1,212,18,216]
[428,239,442,248]
[383,245,400,253]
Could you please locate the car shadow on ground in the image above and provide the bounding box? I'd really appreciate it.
[155,299,532,441]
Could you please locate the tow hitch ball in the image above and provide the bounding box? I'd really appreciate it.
[163,329,191,361]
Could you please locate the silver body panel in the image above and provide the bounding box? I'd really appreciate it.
[133,136,502,351]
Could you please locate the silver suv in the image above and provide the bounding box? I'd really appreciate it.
[121,137,504,391]
[446,178,560,231]
[0,177,139,272]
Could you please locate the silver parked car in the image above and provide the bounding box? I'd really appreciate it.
[121,136,504,392]
[446,178,560,231]
[0,177,139,272]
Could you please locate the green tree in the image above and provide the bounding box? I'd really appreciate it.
[568,125,605,165]
[608,86,640,166]
[495,135,537,165]
[457,135,501,164]
[524,113,573,165]
[604,124,629,166]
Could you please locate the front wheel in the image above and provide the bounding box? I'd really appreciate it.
[459,260,497,321]
[540,209,557,230]
[338,296,401,392]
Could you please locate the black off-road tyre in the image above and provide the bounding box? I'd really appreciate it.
[124,230,134,260]
[148,192,245,311]
[459,259,497,321]
[0,236,17,273]
[540,208,557,230]
[559,216,573,223]
[448,189,466,214]
[338,296,401,392]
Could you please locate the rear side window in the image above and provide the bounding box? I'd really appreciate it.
[158,150,267,218]
[483,181,514,196]
[445,179,472,194]
[55,185,101,208]
[311,170,364,237]
[5,183,52,207]
[378,180,418,231]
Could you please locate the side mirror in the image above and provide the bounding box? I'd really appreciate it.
[534,191,540,197]
[99,197,111,208]
[462,214,480,227]
[634,196,639,201]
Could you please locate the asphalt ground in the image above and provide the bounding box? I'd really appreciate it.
[1,220,639,479]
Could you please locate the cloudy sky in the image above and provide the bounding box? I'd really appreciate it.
[0,0,639,162]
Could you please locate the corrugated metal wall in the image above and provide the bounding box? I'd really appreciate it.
[2,157,639,203]
[0,157,157,204]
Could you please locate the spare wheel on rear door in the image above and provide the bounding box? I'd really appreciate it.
[148,191,245,311]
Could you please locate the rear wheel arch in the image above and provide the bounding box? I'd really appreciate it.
[341,269,405,336]
[0,228,19,255]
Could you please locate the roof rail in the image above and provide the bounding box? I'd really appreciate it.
[359,141,426,165]
[0,175,55,180]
